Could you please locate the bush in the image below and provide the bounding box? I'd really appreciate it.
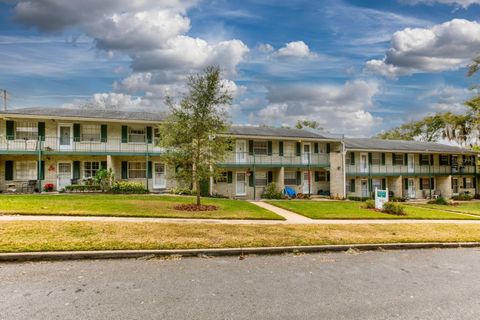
[43,183,54,192]
[391,196,406,202]
[65,185,102,192]
[474,193,480,200]
[364,199,375,209]
[170,187,195,195]
[428,196,449,205]
[262,183,283,199]
[382,202,406,216]
[347,196,370,202]
[94,168,115,192]
[110,181,148,194]
[451,193,473,201]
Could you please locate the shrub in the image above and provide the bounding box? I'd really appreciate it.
[110,181,148,194]
[170,187,195,195]
[428,196,449,205]
[65,185,102,192]
[364,199,375,209]
[262,183,283,199]
[94,168,115,192]
[382,202,405,216]
[451,193,473,201]
[43,183,54,192]
[347,196,370,202]
[391,196,406,202]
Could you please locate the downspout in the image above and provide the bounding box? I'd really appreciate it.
[37,136,42,192]
[341,135,346,199]
[253,150,256,200]
[145,139,149,192]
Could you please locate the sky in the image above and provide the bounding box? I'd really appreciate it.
[1,0,480,137]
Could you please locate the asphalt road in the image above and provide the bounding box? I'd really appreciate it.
[1,248,480,320]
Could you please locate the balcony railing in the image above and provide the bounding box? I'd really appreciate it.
[220,152,330,167]
[346,164,476,176]
[0,136,163,154]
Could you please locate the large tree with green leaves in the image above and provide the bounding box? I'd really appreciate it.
[158,66,232,206]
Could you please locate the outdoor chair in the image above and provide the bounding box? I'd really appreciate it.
[433,190,441,199]
[21,180,37,193]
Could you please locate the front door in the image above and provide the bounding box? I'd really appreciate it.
[408,154,414,173]
[452,178,459,194]
[302,143,311,164]
[408,178,416,198]
[360,153,368,173]
[302,171,310,194]
[59,124,72,150]
[361,179,368,197]
[236,172,246,196]
[236,140,246,163]
[57,162,72,190]
[153,163,166,188]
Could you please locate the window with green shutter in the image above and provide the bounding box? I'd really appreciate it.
[6,120,14,140]
[279,141,284,156]
[248,140,254,155]
[267,141,272,156]
[101,124,108,142]
[296,142,301,156]
[227,171,233,184]
[121,126,128,143]
[73,123,81,142]
[350,179,355,192]
[5,160,13,180]
[38,122,45,141]
[381,153,385,165]
[146,126,153,144]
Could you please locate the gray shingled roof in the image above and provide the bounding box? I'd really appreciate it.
[228,125,335,140]
[1,107,165,122]
[345,138,476,154]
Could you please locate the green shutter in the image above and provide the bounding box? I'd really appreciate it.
[121,126,128,143]
[146,126,153,144]
[121,161,128,179]
[268,171,273,183]
[101,161,107,170]
[296,142,301,156]
[430,154,434,165]
[368,153,372,165]
[463,177,467,188]
[419,178,423,190]
[404,154,408,165]
[6,120,14,140]
[73,161,80,179]
[381,153,385,165]
[404,178,408,190]
[314,171,320,182]
[249,173,254,187]
[38,122,45,141]
[248,140,254,155]
[314,143,319,154]
[267,141,272,156]
[430,178,434,189]
[5,160,13,180]
[392,153,396,166]
[350,179,355,192]
[327,172,330,182]
[73,123,81,142]
[326,143,331,154]
[147,161,152,178]
[296,171,301,185]
[382,178,386,190]
[419,154,423,165]
[37,160,45,180]
[351,152,355,165]
[227,171,233,184]
[101,124,108,142]
[279,141,284,156]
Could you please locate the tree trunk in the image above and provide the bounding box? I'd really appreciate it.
[196,178,201,206]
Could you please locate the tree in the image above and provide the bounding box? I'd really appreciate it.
[158,66,233,206]
[295,120,323,130]
[376,114,446,142]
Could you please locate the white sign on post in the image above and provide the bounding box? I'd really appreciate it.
[375,187,389,210]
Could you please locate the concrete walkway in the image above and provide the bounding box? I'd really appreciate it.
[249,201,313,223]
[2,214,480,225]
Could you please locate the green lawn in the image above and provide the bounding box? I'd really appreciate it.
[415,202,480,217]
[0,194,283,220]
[266,200,479,220]
[3,221,480,252]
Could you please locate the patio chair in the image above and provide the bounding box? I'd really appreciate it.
[432,190,441,199]
[21,180,37,193]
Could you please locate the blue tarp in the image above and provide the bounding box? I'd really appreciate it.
[284,186,296,198]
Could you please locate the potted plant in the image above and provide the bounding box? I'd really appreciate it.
[43,183,54,192]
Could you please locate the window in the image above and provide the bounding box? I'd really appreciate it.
[421,178,431,190]
[465,178,473,188]
[154,128,161,145]
[439,155,449,166]
[464,156,475,166]
[84,161,100,178]
[129,127,145,143]
[15,161,37,180]
[255,172,267,186]
[284,171,297,185]
[420,154,430,166]
[318,143,326,154]
[81,124,101,142]
[451,155,458,167]
[346,152,352,165]
[371,153,381,165]
[346,179,351,192]
[128,162,146,178]
[216,171,228,183]
[253,141,268,155]
[15,122,38,140]
[317,171,327,181]
[372,179,382,191]
[393,154,404,165]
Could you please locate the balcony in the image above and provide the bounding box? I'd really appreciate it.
[0,136,162,155]
[219,152,330,168]
[346,164,476,176]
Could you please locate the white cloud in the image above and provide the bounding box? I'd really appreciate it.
[257,43,274,53]
[248,80,382,136]
[273,41,314,59]
[366,19,480,78]
[401,0,480,8]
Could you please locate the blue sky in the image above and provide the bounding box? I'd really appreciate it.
[1,0,480,136]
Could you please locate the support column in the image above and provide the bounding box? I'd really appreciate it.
[436,175,452,199]
[277,167,285,193]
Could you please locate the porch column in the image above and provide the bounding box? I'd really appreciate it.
[107,155,116,179]
[277,167,285,193]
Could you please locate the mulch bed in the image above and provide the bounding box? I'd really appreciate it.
[173,204,218,211]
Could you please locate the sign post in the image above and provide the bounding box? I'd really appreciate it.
[375,187,388,210]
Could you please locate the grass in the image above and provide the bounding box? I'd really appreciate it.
[266,200,479,220]
[2,221,480,252]
[414,202,480,217]
[0,194,283,220]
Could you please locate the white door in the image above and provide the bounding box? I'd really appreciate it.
[360,153,368,173]
[153,163,166,188]
[236,140,246,163]
[408,154,414,173]
[58,124,73,150]
[408,178,416,198]
[302,143,311,164]
[302,171,310,194]
[361,179,368,197]
[57,162,72,190]
[236,172,246,196]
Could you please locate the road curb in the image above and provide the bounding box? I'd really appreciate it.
[1,242,480,262]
